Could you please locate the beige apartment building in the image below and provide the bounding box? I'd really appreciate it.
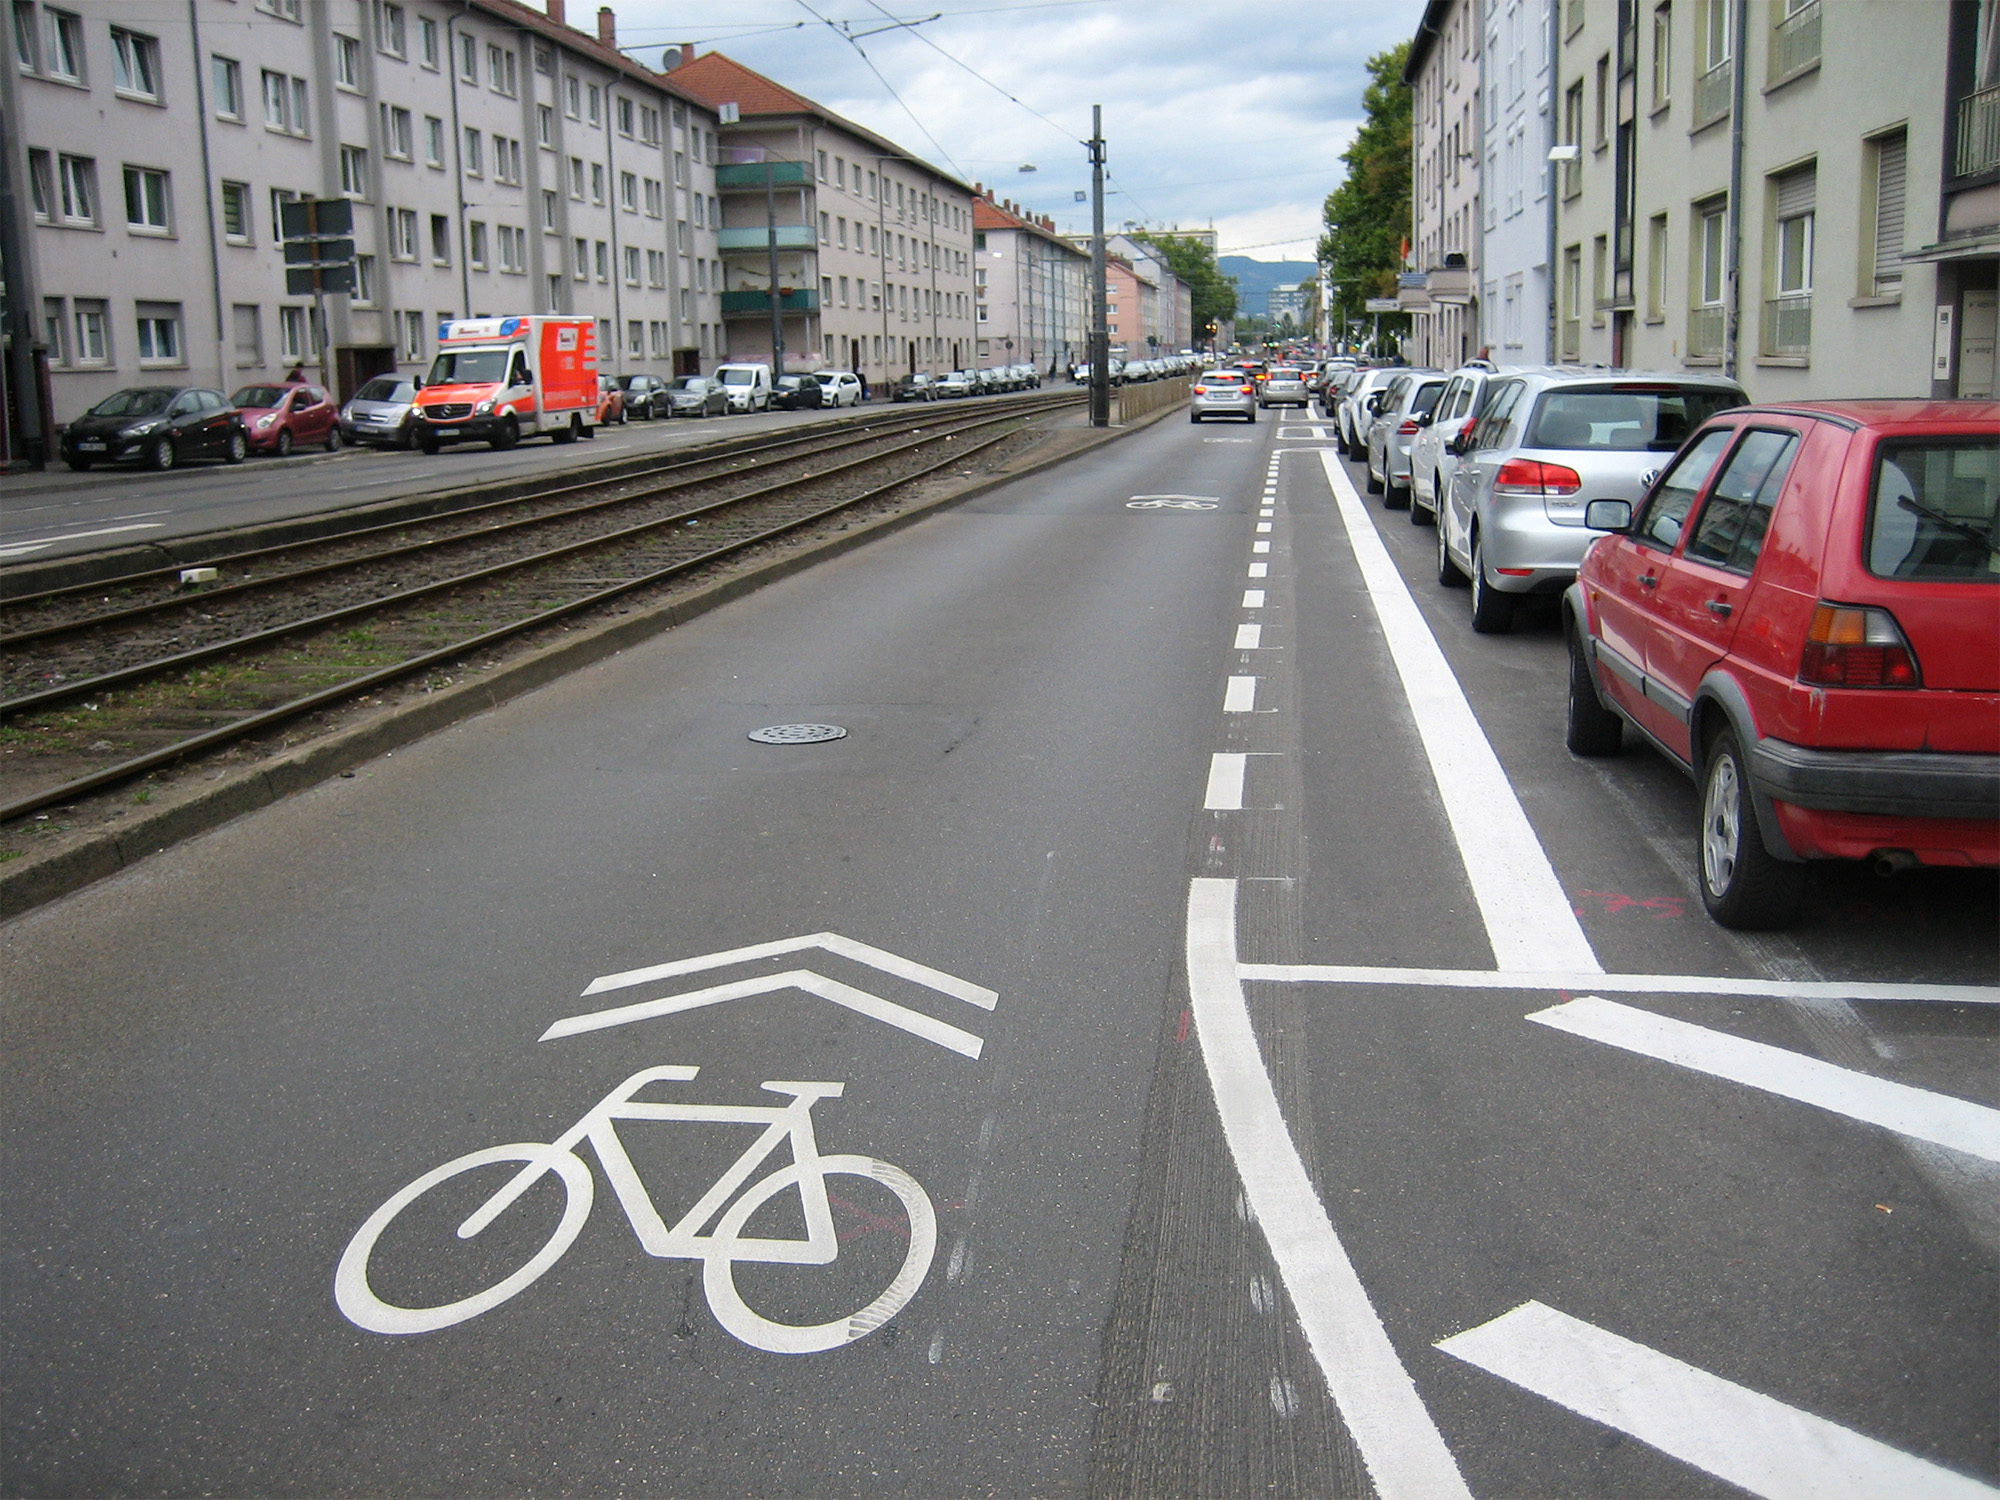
[973,191,1090,376]
[1550,0,1943,399]
[668,50,976,382]
[3,0,726,437]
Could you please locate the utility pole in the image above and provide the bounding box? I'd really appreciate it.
[765,159,786,374]
[1088,105,1109,429]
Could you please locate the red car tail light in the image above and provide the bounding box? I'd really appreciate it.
[1493,458,1583,495]
[1799,604,1922,688]
[1397,418,1421,435]
[1192,384,1209,394]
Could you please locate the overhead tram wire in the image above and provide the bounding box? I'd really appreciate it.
[793,0,970,181]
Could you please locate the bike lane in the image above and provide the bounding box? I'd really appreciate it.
[1,419,1268,1497]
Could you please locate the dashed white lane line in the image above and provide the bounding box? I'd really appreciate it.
[1529,997,2000,1161]
[1204,755,1248,811]
[1224,675,1259,713]
[0,521,165,558]
[1242,589,1266,608]
[1252,540,1271,554]
[1255,521,1273,533]
[1315,450,1599,974]
[1234,623,1264,650]
[1247,562,1268,578]
[1437,1301,2000,1500]
[1188,879,1474,1500]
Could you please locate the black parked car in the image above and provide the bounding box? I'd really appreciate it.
[771,374,825,411]
[609,373,672,420]
[61,386,249,471]
[892,372,937,403]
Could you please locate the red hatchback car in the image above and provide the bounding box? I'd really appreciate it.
[231,383,341,455]
[1564,400,1999,929]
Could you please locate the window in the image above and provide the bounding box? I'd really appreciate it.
[594,240,608,281]
[537,103,554,148]
[398,310,424,359]
[232,304,261,366]
[616,96,634,136]
[569,157,585,199]
[533,43,554,76]
[1632,428,1733,549]
[463,128,483,176]
[467,220,488,268]
[1695,0,1733,125]
[676,219,689,253]
[837,216,847,249]
[590,162,604,203]
[418,14,438,68]
[58,153,96,225]
[620,170,637,211]
[1772,165,1814,295]
[586,83,600,126]
[221,180,252,241]
[458,32,476,83]
[353,253,376,305]
[110,27,159,99]
[40,297,64,362]
[213,55,243,119]
[486,44,515,96]
[1697,201,1726,306]
[1646,213,1668,318]
[679,287,693,321]
[1594,55,1610,147]
[645,179,663,217]
[564,74,580,118]
[1591,234,1608,326]
[820,211,830,244]
[389,206,418,259]
[1865,129,1906,296]
[431,213,451,263]
[673,150,686,186]
[42,8,80,81]
[496,137,522,185]
[541,190,558,230]
[382,105,413,160]
[498,224,525,273]
[836,156,846,189]
[262,70,308,135]
[376,1,406,56]
[334,33,360,89]
[1561,81,1584,197]
[1650,2,1671,108]
[339,144,370,198]
[15,3,37,71]
[1561,244,1582,359]
[624,245,640,284]
[74,298,108,362]
[839,275,849,307]
[425,116,445,166]
[279,305,313,362]
[1687,430,1799,571]
[1868,439,2000,581]
[640,105,660,145]
[135,301,182,363]
[817,149,827,181]
[651,321,669,358]
[647,249,665,287]
[26,148,52,222]
[691,192,703,228]
[573,235,588,280]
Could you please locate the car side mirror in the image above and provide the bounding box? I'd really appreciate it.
[1416,410,1434,427]
[1585,499,1634,532]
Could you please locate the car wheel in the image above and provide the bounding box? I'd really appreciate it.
[397,422,417,450]
[224,430,249,465]
[1698,727,1806,929]
[1565,626,1625,756]
[1364,452,1384,494]
[66,455,93,471]
[1409,483,1433,525]
[418,430,440,455]
[276,429,294,458]
[551,415,578,444]
[326,426,343,453]
[1190,412,1202,423]
[1468,531,1514,633]
[490,415,519,451]
[149,436,177,471]
[1385,473,1409,510]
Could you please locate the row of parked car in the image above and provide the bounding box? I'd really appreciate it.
[1318,358,1998,931]
[891,364,1045,402]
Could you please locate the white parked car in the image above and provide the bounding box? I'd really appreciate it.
[713,362,773,412]
[813,370,864,406]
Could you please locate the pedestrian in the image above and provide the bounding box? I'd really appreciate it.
[285,365,307,383]
[858,372,870,402]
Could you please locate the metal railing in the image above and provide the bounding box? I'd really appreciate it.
[1688,304,1726,359]
[1772,1,1822,80]
[1560,315,1581,361]
[1762,295,1812,356]
[1957,84,2000,177]
[1694,58,1733,129]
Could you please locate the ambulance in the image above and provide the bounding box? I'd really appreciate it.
[413,316,598,452]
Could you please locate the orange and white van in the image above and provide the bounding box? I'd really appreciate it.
[413,316,598,452]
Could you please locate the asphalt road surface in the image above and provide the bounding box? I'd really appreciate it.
[3,407,1994,1499]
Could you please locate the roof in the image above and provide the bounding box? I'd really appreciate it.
[974,196,1085,255]
[670,50,978,196]
[1402,0,1463,84]
[1735,400,2000,430]
[470,0,708,110]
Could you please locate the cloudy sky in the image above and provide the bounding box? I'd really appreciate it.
[606,0,1425,261]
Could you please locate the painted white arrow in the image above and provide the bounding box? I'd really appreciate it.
[540,932,996,1058]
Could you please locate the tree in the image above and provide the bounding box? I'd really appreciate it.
[1132,231,1238,330]
[1317,41,1412,337]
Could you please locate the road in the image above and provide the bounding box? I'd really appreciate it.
[3,406,1994,1499]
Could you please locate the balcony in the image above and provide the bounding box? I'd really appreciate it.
[715,160,811,191]
[1693,57,1733,130]
[716,224,817,252]
[1771,1,1821,82]
[719,288,819,316]
[1761,294,1812,357]
[1956,83,2000,178]
[1688,303,1726,359]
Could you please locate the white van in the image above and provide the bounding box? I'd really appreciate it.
[714,363,773,413]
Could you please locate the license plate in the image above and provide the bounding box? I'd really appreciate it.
[77,440,106,451]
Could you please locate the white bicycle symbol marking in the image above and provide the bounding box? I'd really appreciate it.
[335,1065,936,1354]
[1126,495,1220,510]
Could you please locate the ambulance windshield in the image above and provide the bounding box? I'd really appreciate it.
[425,348,510,385]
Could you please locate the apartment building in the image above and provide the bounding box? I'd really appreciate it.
[668,49,976,382]
[3,0,724,436]
[1921,0,2000,398]
[1480,0,1554,363]
[1403,0,1484,366]
[1551,0,1941,399]
[972,190,1089,375]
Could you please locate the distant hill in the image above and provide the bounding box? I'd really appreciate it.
[1219,258,1317,317]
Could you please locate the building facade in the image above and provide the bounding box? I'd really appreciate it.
[1480,0,1554,363]
[1918,0,2000,398]
[668,49,975,382]
[1404,0,1484,366]
[3,0,724,438]
[972,190,1088,375]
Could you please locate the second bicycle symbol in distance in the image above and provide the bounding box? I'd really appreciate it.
[1126,495,1220,510]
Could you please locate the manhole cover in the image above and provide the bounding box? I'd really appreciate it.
[747,723,848,745]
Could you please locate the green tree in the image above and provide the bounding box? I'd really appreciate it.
[1317,41,1412,339]
[1133,232,1238,332]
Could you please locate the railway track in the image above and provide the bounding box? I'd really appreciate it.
[2,392,1081,823]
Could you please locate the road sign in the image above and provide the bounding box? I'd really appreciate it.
[284,237,355,266]
[286,264,356,296]
[1364,298,1399,312]
[279,197,354,240]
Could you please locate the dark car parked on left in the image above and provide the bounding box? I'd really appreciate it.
[60,386,249,471]
[771,374,825,411]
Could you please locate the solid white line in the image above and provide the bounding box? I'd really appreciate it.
[1189,880,1472,1500]
[1224,675,1259,713]
[1247,562,1268,577]
[1237,962,2000,1006]
[1252,540,1271,554]
[1204,754,1248,810]
[1242,589,1266,608]
[1317,450,1599,974]
[1234,623,1263,649]
[582,930,998,1008]
[1437,1301,1999,1500]
[1529,997,2000,1161]
[0,521,164,558]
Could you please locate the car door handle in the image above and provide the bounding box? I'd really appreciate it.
[1638,572,1658,588]
[1705,599,1733,616]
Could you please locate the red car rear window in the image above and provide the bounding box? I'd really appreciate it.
[1866,438,2000,583]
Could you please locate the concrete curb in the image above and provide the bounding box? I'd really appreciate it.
[0,399,1180,919]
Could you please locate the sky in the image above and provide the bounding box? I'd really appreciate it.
[604,0,1427,261]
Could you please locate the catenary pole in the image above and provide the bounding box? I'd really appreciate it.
[1089,105,1109,428]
